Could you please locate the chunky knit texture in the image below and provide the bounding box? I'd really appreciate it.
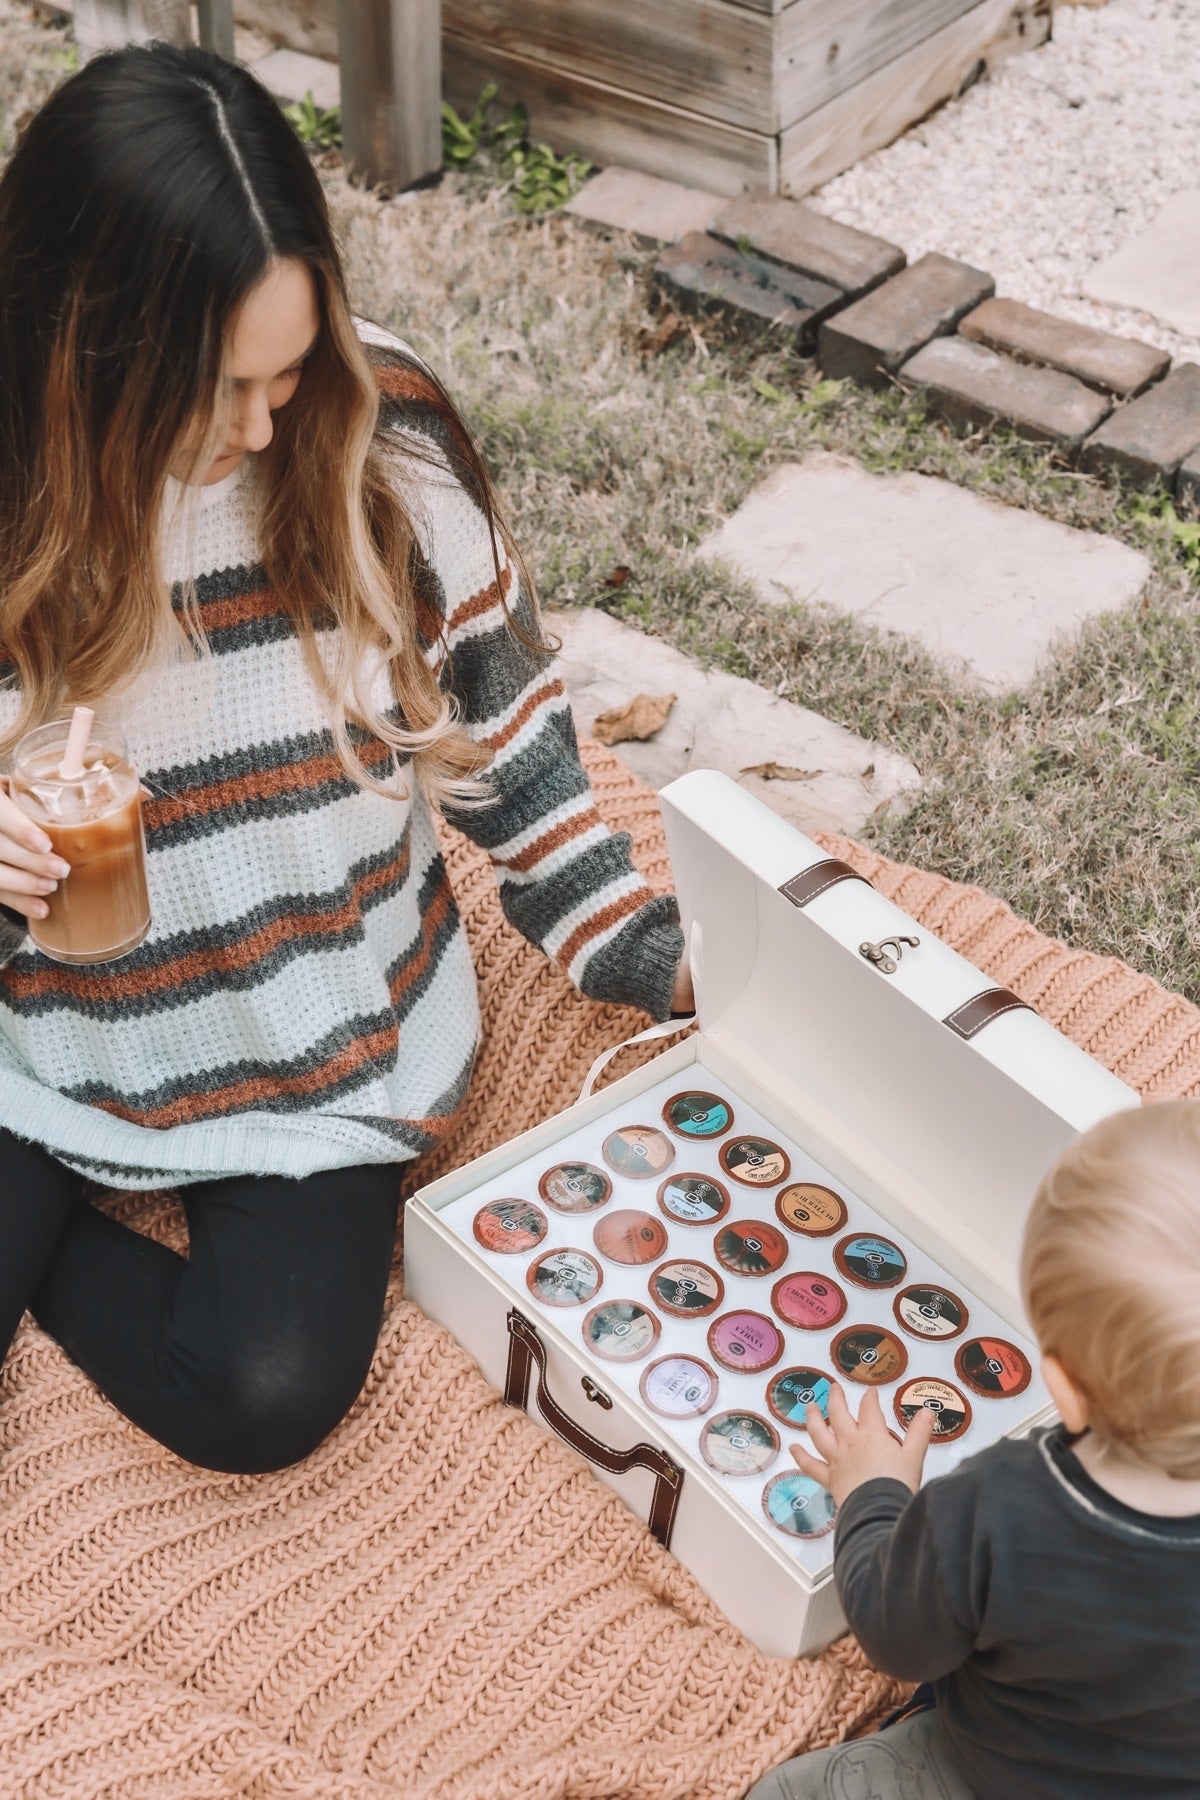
[0,343,682,1190]
[0,740,1195,1800]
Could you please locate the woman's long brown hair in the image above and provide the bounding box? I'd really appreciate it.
[0,41,530,801]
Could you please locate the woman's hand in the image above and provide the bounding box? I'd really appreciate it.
[0,776,71,922]
[670,958,695,1015]
[791,1382,935,1508]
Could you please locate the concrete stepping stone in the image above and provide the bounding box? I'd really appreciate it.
[710,198,905,298]
[819,253,994,390]
[1081,191,1200,340]
[959,297,1169,400]
[252,46,340,111]
[1082,364,1200,490]
[563,168,724,247]
[900,336,1111,449]
[697,453,1149,693]
[548,607,920,837]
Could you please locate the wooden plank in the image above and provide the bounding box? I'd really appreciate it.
[780,0,1051,197]
[778,0,989,130]
[73,0,189,55]
[197,0,235,59]
[444,34,776,198]
[442,0,775,132]
[336,0,442,195]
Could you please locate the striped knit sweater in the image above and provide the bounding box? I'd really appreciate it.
[0,330,683,1190]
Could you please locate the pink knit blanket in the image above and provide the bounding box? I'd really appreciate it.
[1,744,1191,1799]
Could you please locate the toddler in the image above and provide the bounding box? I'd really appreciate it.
[750,1098,1200,1799]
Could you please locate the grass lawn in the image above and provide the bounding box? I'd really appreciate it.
[5,3,1200,1001]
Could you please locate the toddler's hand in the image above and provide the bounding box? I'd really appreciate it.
[791,1382,935,1508]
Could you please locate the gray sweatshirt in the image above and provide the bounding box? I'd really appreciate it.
[834,1426,1200,1799]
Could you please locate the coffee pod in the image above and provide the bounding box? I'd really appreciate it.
[472,1198,548,1254]
[894,1378,972,1443]
[538,1162,613,1214]
[766,1366,835,1428]
[662,1090,734,1140]
[955,1336,1033,1399]
[525,1247,603,1308]
[707,1310,785,1374]
[648,1258,725,1319]
[582,1300,662,1363]
[775,1183,848,1238]
[833,1233,908,1290]
[713,1218,789,1278]
[602,1125,675,1179]
[830,1324,909,1386]
[700,1410,780,1477]
[762,1471,837,1540]
[640,1354,719,1420]
[771,1271,847,1332]
[593,1208,669,1266]
[893,1283,969,1341]
[657,1173,731,1227]
[719,1135,791,1188]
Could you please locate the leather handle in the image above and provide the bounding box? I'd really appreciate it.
[504,1309,683,1549]
[943,986,1033,1040]
[779,858,871,909]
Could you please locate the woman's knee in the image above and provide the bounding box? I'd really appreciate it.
[170,1324,376,1474]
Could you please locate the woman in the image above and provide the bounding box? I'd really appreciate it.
[0,43,689,1474]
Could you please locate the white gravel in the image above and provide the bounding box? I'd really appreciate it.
[809,0,1200,365]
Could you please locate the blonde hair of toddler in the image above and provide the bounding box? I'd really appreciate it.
[1021,1099,1200,1480]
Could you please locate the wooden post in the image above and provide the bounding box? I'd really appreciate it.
[336,0,442,196]
[73,0,190,58]
[196,0,235,60]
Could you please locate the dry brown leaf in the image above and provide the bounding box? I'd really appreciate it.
[741,762,822,782]
[592,693,677,746]
[604,565,633,588]
[635,311,689,358]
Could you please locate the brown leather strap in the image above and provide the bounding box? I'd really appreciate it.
[779,858,871,909]
[504,1309,683,1549]
[943,986,1033,1040]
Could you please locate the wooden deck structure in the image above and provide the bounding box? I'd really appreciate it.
[442,0,1053,198]
[71,0,441,194]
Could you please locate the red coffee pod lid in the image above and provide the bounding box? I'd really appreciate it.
[830,1324,909,1386]
[582,1299,662,1363]
[657,1173,731,1226]
[593,1208,669,1266]
[775,1182,848,1238]
[893,1283,970,1342]
[706,1310,785,1374]
[472,1198,548,1255]
[525,1247,603,1309]
[648,1258,725,1319]
[719,1135,791,1188]
[771,1270,847,1332]
[712,1218,789,1278]
[537,1162,613,1214]
[699,1410,780,1477]
[955,1336,1033,1399]
[601,1125,675,1179]
[894,1378,972,1444]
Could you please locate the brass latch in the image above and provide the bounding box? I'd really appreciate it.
[859,935,919,975]
[581,1376,613,1410]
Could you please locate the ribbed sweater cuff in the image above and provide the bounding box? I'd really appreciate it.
[0,905,27,967]
[579,896,685,1022]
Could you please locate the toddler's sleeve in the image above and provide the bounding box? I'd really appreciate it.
[833,1476,980,1683]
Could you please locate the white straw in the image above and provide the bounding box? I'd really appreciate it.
[58,705,95,780]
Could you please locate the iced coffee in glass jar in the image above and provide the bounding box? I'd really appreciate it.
[9,714,151,963]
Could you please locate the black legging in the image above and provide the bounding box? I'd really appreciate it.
[0,1126,399,1474]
